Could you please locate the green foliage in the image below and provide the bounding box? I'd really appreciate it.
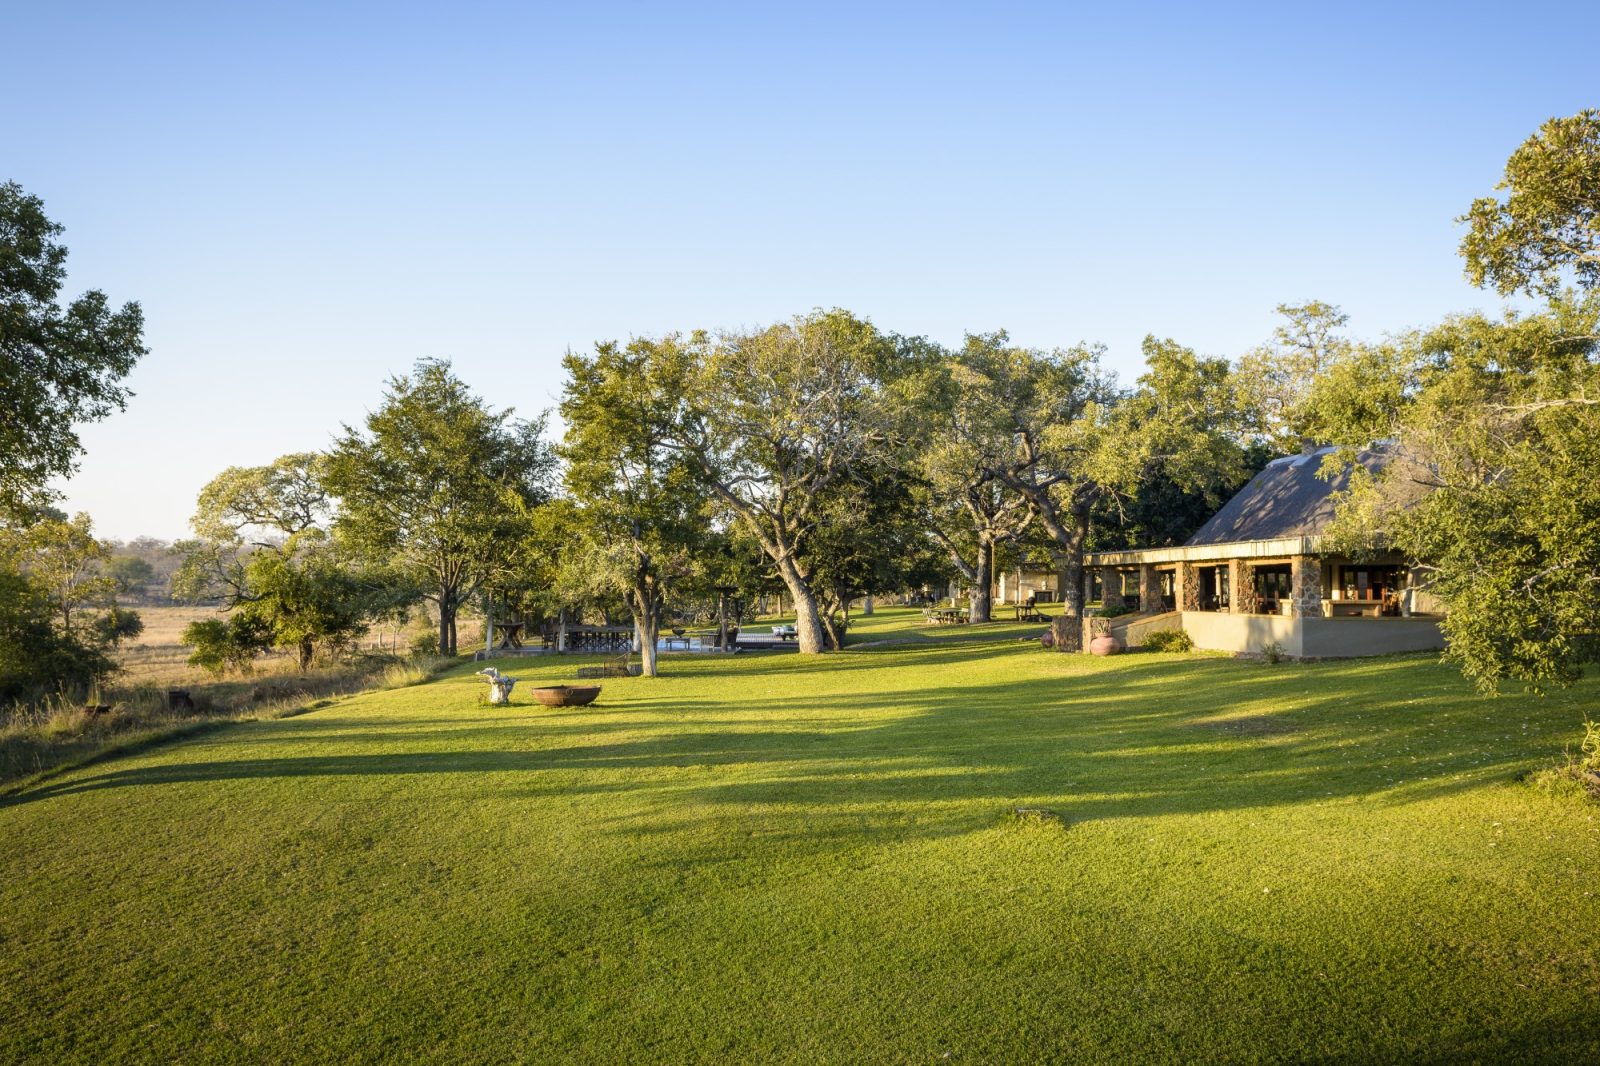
[326,359,555,655]
[179,454,417,670]
[88,605,143,648]
[0,512,133,705]
[1232,301,1354,451]
[408,629,441,658]
[1142,628,1193,653]
[104,555,154,597]
[800,464,933,647]
[559,336,703,675]
[190,452,330,541]
[1094,337,1263,548]
[235,549,380,669]
[0,564,114,704]
[1460,110,1600,296]
[0,181,147,517]
[1527,718,1600,800]
[1329,296,1600,692]
[681,310,899,652]
[180,616,273,676]
[895,334,1038,620]
[2,512,117,638]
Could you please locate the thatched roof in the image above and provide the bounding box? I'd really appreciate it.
[1184,446,1387,547]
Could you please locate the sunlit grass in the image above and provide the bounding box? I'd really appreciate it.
[3,609,1597,1062]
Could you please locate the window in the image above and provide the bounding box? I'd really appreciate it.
[1339,566,1401,601]
[1254,565,1292,612]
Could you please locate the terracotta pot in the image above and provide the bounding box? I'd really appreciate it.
[1089,634,1123,656]
[530,685,602,707]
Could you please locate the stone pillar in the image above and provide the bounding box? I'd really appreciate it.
[1176,562,1202,613]
[1050,613,1081,653]
[1228,560,1254,611]
[1290,555,1322,618]
[1139,564,1158,613]
[1099,567,1125,610]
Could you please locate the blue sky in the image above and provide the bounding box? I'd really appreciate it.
[9,1,1595,539]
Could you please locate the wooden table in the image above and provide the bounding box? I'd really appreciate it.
[1008,605,1045,622]
[495,622,525,649]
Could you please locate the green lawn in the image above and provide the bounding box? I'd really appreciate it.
[3,608,1598,1062]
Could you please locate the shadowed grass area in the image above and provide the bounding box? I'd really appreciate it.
[2,608,1598,1062]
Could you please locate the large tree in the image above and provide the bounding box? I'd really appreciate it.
[949,334,1115,647]
[325,360,555,656]
[175,453,398,670]
[1323,295,1600,693]
[4,511,116,640]
[678,311,895,654]
[0,510,131,703]
[966,333,1251,645]
[560,336,703,677]
[898,338,1035,622]
[1232,301,1354,452]
[1460,109,1600,297]
[0,181,147,517]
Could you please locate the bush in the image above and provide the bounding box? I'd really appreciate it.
[181,616,272,676]
[1261,640,1287,664]
[1143,629,1193,653]
[408,630,440,657]
[1528,719,1600,800]
[1097,602,1134,619]
[0,567,115,705]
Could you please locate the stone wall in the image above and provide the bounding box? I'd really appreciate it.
[1290,555,1321,618]
[1176,562,1202,613]
[1100,567,1126,610]
[1228,559,1256,614]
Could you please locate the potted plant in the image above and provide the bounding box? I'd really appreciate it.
[1088,614,1122,656]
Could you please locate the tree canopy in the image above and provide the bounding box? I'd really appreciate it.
[559,335,704,676]
[1460,109,1600,297]
[0,181,146,517]
[678,310,896,654]
[325,359,556,656]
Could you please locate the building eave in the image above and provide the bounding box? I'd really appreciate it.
[1086,535,1326,567]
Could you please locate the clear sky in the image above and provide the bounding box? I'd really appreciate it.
[9,1,1595,540]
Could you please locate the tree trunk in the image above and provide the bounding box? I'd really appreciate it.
[820,611,843,651]
[969,534,994,623]
[483,591,495,654]
[635,595,660,678]
[774,557,827,653]
[298,637,315,671]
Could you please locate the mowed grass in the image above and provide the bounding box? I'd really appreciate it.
[3,609,1598,1063]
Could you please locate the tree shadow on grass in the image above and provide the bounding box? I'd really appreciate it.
[6,649,1569,864]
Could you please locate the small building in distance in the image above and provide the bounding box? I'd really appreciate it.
[1083,444,1443,658]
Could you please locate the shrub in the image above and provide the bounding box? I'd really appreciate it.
[408,630,440,657]
[1143,629,1193,653]
[181,616,272,676]
[0,567,115,705]
[1261,640,1287,664]
[1529,719,1600,800]
[1097,603,1134,619]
